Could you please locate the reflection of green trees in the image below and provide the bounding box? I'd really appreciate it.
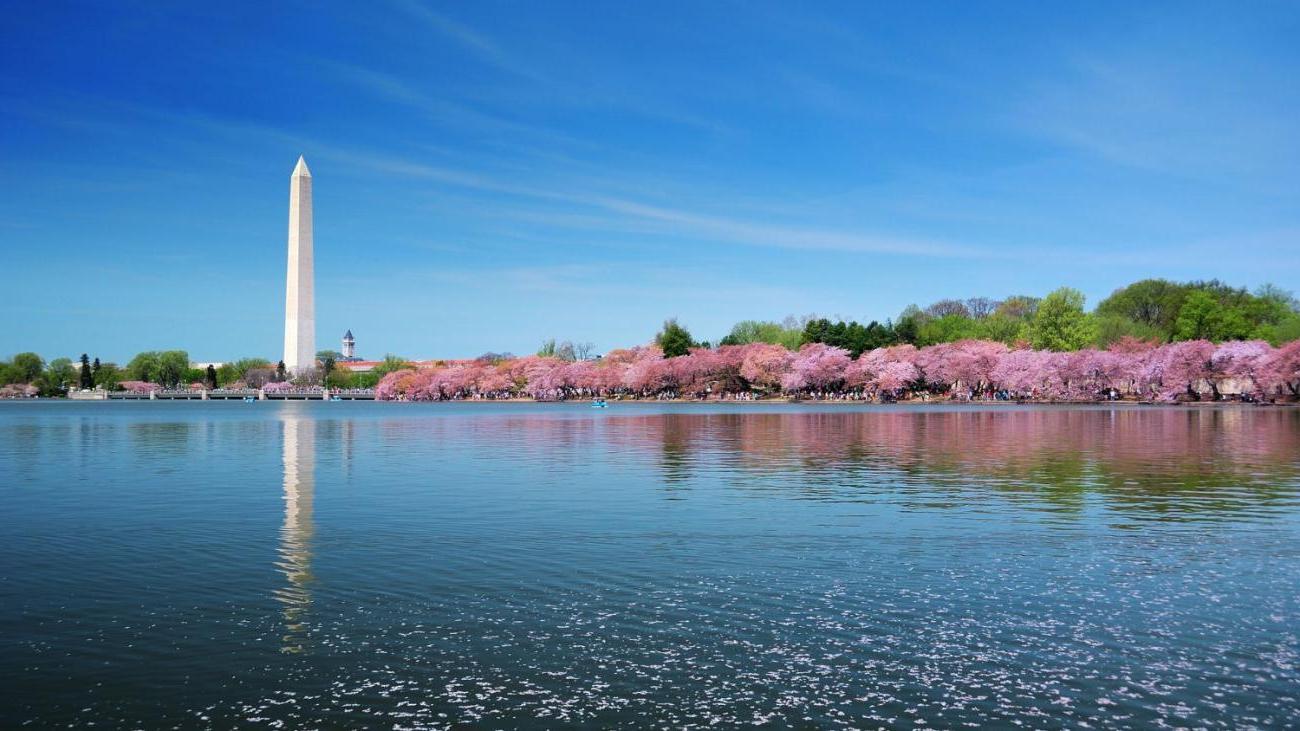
[634,408,1300,523]
[128,422,194,455]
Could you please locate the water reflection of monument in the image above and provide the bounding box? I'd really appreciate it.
[276,411,314,654]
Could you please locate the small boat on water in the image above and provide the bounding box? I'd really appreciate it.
[591,399,608,408]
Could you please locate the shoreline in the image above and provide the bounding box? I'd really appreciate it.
[6,396,1296,408]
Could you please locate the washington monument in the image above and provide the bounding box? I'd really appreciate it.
[283,156,314,373]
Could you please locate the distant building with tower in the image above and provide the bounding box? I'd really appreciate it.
[342,330,356,359]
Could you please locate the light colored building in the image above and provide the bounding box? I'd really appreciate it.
[342,330,355,359]
[335,359,439,374]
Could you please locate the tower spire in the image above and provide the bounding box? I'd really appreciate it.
[283,157,315,373]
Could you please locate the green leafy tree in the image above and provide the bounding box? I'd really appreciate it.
[215,363,238,386]
[352,371,381,389]
[1029,287,1098,351]
[654,318,697,358]
[125,351,161,383]
[79,354,93,389]
[321,356,336,387]
[799,318,898,356]
[800,318,831,347]
[735,320,802,350]
[218,358,270,386]
[1255,313,1300,345]
[316,349,345,362]
[93,363,122,390]
[1172,290,1251,342]
[40,357,75,396]
[1096,279,1188,337]
[1255,283,1300,311]
[373,354,412,377]
[994,296,1040,320]
[893,305,925,345]
[839,320,896,355]
[916,314,977,346]
[327,368,363,389]
[276,360,287,381]
[10,352,45,383]
[973,313,1029,345]
[205,364,218,389]
[155,351,189,388]
[1093,313,1162,348]
[126,349,189,387]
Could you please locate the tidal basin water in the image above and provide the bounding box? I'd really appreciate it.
[2,403,1298,728]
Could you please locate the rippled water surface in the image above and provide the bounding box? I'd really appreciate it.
[2,402,1299,728]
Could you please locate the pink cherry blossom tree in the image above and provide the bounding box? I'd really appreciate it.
[1209,340,1273,396]
[990,349,1051,398]
[1260,340,1300,399]
[849,345,920,398]
[739,343,793,391]
[1141,340,1215,401]
[369,334,1294,403]
[624,349,669,396]
[782,343,851,393]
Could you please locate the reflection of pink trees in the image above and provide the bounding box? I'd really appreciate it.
[372,339,1300,403]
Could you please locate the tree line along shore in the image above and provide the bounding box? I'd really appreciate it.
[3,279,1298,402]
[372,337,1299,403]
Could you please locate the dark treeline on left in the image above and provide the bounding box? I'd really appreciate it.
[0,349,413,397]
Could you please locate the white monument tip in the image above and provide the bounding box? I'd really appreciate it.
[292,156,311,177]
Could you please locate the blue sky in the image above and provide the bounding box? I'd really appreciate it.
[2,1,1298,363]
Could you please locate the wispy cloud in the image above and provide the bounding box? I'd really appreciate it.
[1016,54,1300,189]
[335,261,808,307]
[326,149,986,258]
[387,0,546,82]
[319,61,597,151]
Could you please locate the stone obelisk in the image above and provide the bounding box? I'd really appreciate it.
[283,156,315,373]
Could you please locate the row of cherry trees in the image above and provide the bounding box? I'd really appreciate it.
[376,338,1300,403]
